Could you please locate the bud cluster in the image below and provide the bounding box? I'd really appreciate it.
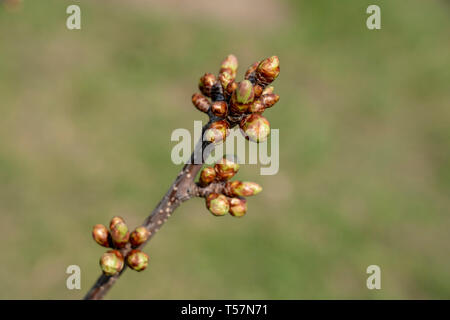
[92,217,150,275]
[192,55,280,144]
[199,156,262,217]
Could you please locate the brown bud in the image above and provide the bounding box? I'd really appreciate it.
[199,166,216,186]
[110,220,130,248]
[126,249,149,272]
[228,198,247,217]
[214,156,240,181]
[262,86,274,95]
[244,61,260,80]
[206,193,229,216]
[225,181,262,197]
[130,226,150,248]
[211,101,228,118]
[256,56,280,86]
[261,93,280,109]
[220,54,238,76]
[218,69,234,91]
[199,73,216,97]
[204,120,230,143]
[240,114,271,142]
[92,224,110,248]
[254,84,263,98]
[248,99,266,113]
[226,81,238,97]
[109,216,125,230]
[100,250,124,276]
[192,93,211,113]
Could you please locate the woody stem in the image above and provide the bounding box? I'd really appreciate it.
[84,122,214,300]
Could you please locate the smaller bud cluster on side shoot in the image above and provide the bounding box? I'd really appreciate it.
[198,156,262,218]
[191,54,280,144]
[92,217,150,275]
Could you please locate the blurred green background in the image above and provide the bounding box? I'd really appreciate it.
[0,0,449,299]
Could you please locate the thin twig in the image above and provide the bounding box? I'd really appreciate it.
[84,122,213,300]
[84,70,258,300]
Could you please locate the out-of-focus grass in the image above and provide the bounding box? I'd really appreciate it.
[0,0,449,299]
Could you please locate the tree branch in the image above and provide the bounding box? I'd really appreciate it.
[83,54,280,299]
[84,121,215,300]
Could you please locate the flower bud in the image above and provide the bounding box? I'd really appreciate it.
[248,99,266,113]
[130,226,150,248]
[261,93,280,109]
[220,54,238,76]
[218,69,234,91]
[110,220,130,248]
[240,114,271,142]
[109,216,125,230]
[225,181,262,197]
[262,86,274,95]
[235,80,254,104]
[100,250,124,276]
[226,81,238,97]
[256,56,280,86]
[192,93,211,113]
[126,249,149,272]
[199,73,216,97]
[214,156,240,181]
[204,120,230,143]
[199,166,216,186]
[92,224,110,248]
[230,80,254,114]
[206,193,230,216]
[254,84,263,98]
[228,198,247,217]
[244,61,259,80]
[211,101,228,118]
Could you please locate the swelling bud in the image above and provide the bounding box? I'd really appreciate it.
[92,224,110,248]
[199,166,216,186]
[130,226,150,247]
[214,156,240,181]
[230,80,254,114]
[100,250,124,276]
[192,93,211,113]
[255,56,280,86]
[204,120,230,143]
[226,181,262,197]
[199,73,216,97]
[206,193,230,216]
[228,198,247,217]
[126,249,149,272]
[110,220,130,248]
[240,114,271,142]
